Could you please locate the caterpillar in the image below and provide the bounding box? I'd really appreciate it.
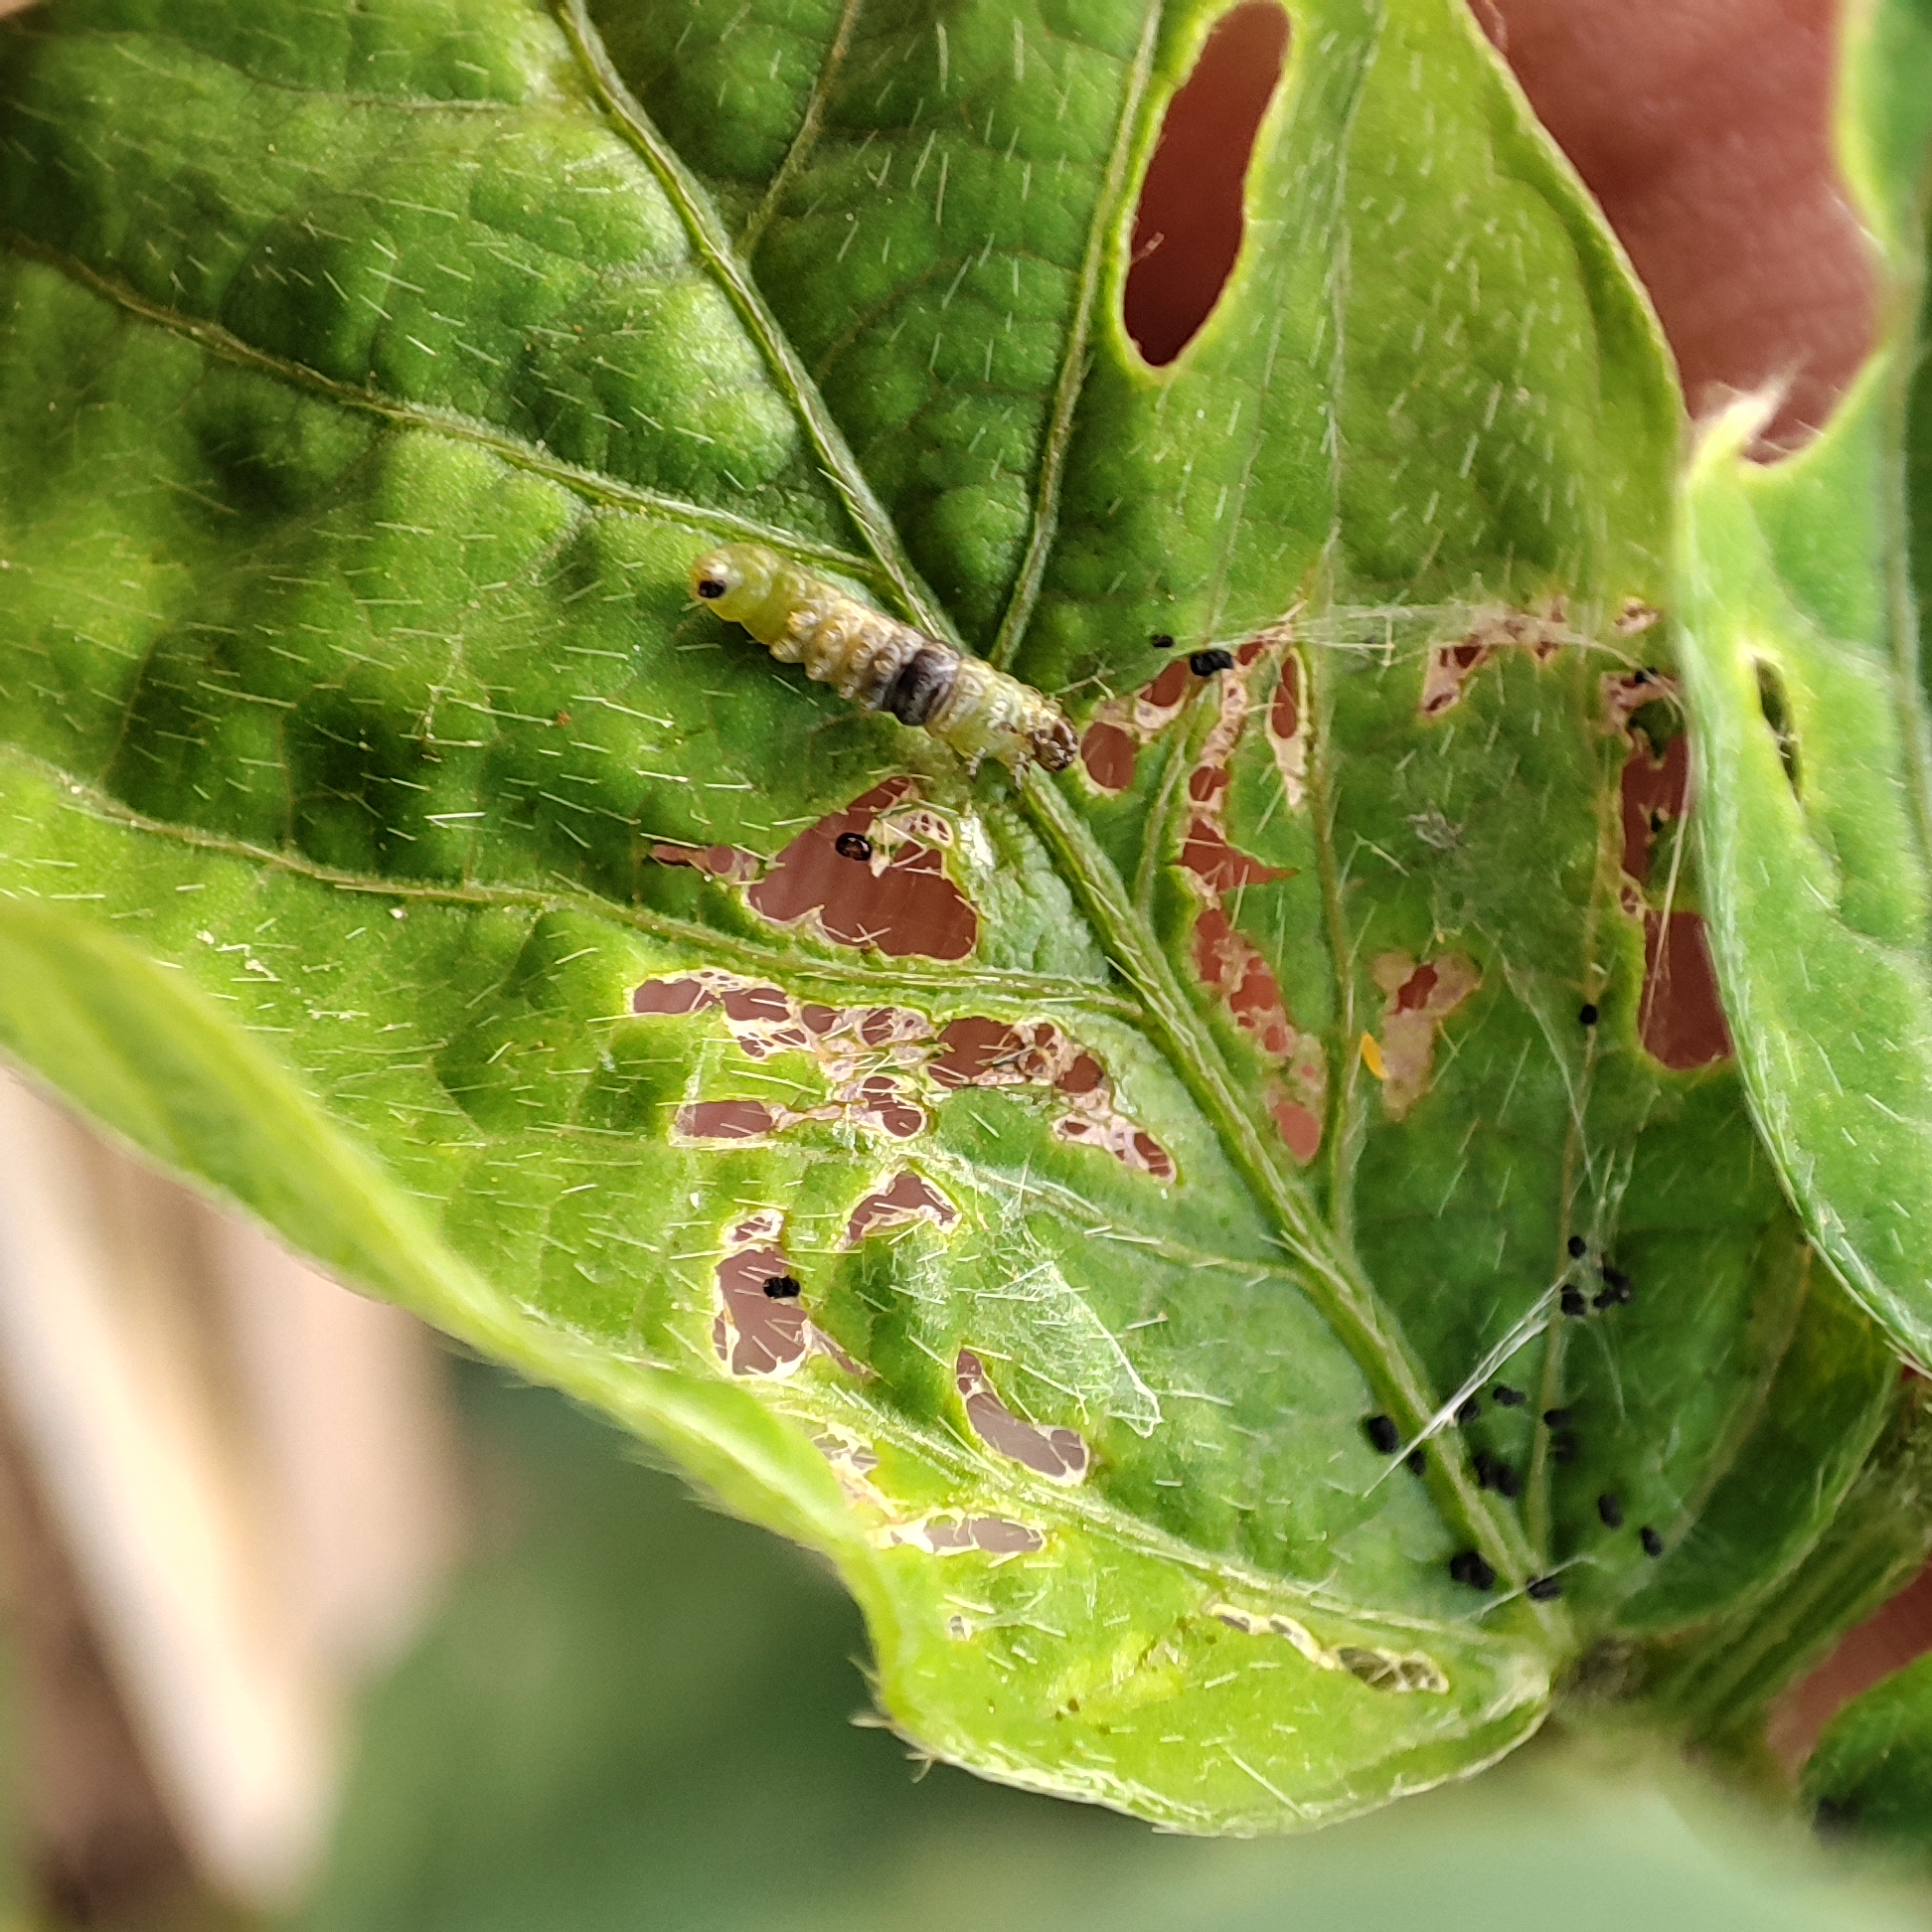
[688,544,1077,774]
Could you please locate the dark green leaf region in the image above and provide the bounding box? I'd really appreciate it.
[0,0,1916,1832]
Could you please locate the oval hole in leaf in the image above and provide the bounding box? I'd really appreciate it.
[1755,657,1803,795]
[1123,1,1290,366]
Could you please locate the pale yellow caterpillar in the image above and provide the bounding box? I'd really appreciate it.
[688,544,1077,774]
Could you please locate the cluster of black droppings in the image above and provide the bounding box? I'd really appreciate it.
[1405,1447,1427,1475]
[1150,631,1177,651]
[762,1274,802,1300]
[834,831,874,862]
[1455,1395,1482,1426]
[1597,1493,1624,1530]
[1364,1413,1400,1455]
[1640,1526,1665,1558]
[1492,1384,1527,1408]
[1473,1452,1520,1500]
[1558,1241,1636,1318]
[1190,648,1236,677]
[1578,1002,1600,1028]
[1526,1574,1563,1602]
[1448,1550,1497,1591]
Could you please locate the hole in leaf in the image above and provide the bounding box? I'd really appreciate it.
[1618,730,1689,886]
[746,780,977,960]
[956,1349,1089,1483]
[845,1171,960,1244]
[714,1245,810,1376]
[1368,952,1481,1118]
[1418,601,1571,719]
[677,1099,779,1141]
[1755,658,1803,795]
[930,1019,1175,1180]
[1208,1605,1448,1694]
[650,840,760,884]
[1485,0,1876,453]
[1639,910,1733,1070]
[887,1517,1046,1556]
[1124,2,1291,365]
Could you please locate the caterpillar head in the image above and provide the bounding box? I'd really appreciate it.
[689,544,780,625]
[1030,715,1078,773]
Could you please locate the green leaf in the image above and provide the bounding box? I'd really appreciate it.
[1673,0,1932,1362]
[1644,1385,1932,1746]
[306,1369,1928,1932]
[1805,1648,1932,1863]
[0,0,1908,1828]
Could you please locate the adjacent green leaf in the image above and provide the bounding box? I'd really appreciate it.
[1805,1649,1932,1863]
[1644,1385,1932,1746]
[1674,0,1932,1363]
[0,0,1911,1828]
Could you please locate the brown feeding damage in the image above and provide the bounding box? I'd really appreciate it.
[1077,658,1195,794]
[1170,640,1323,1162]
[746,779,977,960]
[1419,601,1574,719]
[1266,653,1308,810]
[956,1349,1089,1483]
[1602,671,1733,1070]
[650,840,761,884]
[1209,1603,1450,1694]
[633,973,1172,1179]
[932,1016,1175,1180]
[643,971,930,1144]
[844,1171,959,1243]
[713,1218,865,1379]
[881,1516,1046,1556]
[1368,952,1481,1118]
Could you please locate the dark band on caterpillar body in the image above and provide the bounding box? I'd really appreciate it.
[689,543,1076,774]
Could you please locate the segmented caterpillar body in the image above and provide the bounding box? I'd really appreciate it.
[689,544,1076,774]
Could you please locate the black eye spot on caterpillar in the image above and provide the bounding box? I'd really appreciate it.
[1567,1234,1587,1259]
[1526,1574,1562,1602]
[1364,1413,1400,1455]
[1448,1550,1496,1591]
[1640,1525,1664,1557]
[1492,1384,1526,1408]
[1190,648,1235,677]
[689,545,1077,774]
[1150,632,1176,650]
[834,831,874,862]
[761,1274,802,1300]
[1597,1493,1624,1529]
